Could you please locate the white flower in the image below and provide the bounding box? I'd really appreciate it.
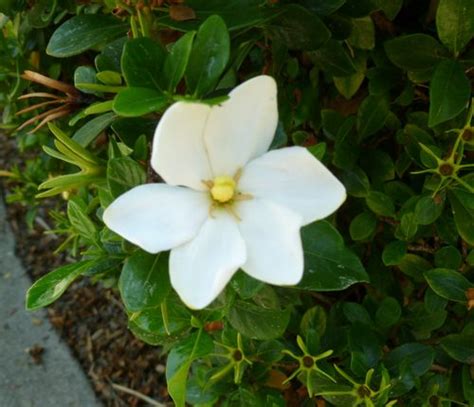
[103,76,346,309]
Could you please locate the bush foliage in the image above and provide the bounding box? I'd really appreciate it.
[1,1,474,405]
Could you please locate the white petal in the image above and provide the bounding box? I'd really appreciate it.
[103,184,209,253]
[237,199,304,285]
[170,211,246,309]
[151,102,212,190]
[204,75,278,176]
[239,146,346,225]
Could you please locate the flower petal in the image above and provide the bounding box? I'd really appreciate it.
[237,199,304,285]
[151,102,212,190]
[239,146,346,225]
[204,75,278,176]
[103,184,209,253]
[170,211,246,309]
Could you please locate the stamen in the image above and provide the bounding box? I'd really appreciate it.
[234,168,243,183]
[225,205,242,221]
[202,180,214,189]
[233,193,253,201]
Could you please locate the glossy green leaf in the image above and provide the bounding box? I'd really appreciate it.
[357,95,390,139]
[385,343,435,376]
[449,189,474,245]
[73,112,116,147]
[74,66,99,95]
[348,17,375,50]
[375,0,403,20]
[334,54,366,99]
[128,297,191,345]
[436,0,474,55]
[119,250,171,313]
[46,15,128,57]
[434,246,462,269]
[299,221,369,291]
[67,199,98,243]
[440,333,474,363]
[121,37,165,89]
[462,364,474,404]
[375,297,402,328]
[398,254,431,281]
[382,241,407,266]
[166,330,214,407]
[366,191,395,217]
[96,70,122,86]
[350,212,377,241]
[228,301,291,340]
[26,261,93,310]
[414,194,444,225]
[186,15,230,96]
[113,87,168,117]
[163,31,196,92]
[267,5,330,51]
[107,156,146,198]
[310,39,356,77]
[424,268,471,302]
[384,34,448,71]
[428,60,470,127]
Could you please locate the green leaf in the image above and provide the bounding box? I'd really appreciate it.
[119,250,171,313]
[398,254,431,281]
[156,0,273,32]
[366,191,395,217]
[73,112,116,147]
[385,343,435,376]
[74,66,99,95]
[67,199,98,243]
[228,300,291,340]
[163,31,196,92]
[121,37,165,89]
[267,5,330,51]
[350,212,377,241]
[107,156,146,198]
[299,221,369,291]
[436,0,474,56]
[440,333,474,363]
[334,54,366,99]
[374,0,403,20]
[384,34,448,71]
[128,297,191,345]
[424,268,471,303]
[414,194,444,225]
[462,364,474,404]
[348,17,375,50]
[357,95,390,139]
[186,15,230,96]
[96,70,122,86]
[434,246,462,269]
[231,271,264,299]
[26,261,93,310]
[113,87,168,117]
[376,297,402,328]
[449,189,474,245]
[166,330,214,407]
[382,241,407,266]
[310,39,357,77]
[428,60,470,127]
[46,15,128,57]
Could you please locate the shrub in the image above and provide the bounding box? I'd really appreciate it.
[1,1,473,405]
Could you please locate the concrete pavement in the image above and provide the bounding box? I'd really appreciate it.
[0,198,102,407]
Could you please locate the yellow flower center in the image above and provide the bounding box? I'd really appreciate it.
[210,176,236,203]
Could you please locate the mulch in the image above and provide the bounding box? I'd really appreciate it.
[0,132,171,407]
